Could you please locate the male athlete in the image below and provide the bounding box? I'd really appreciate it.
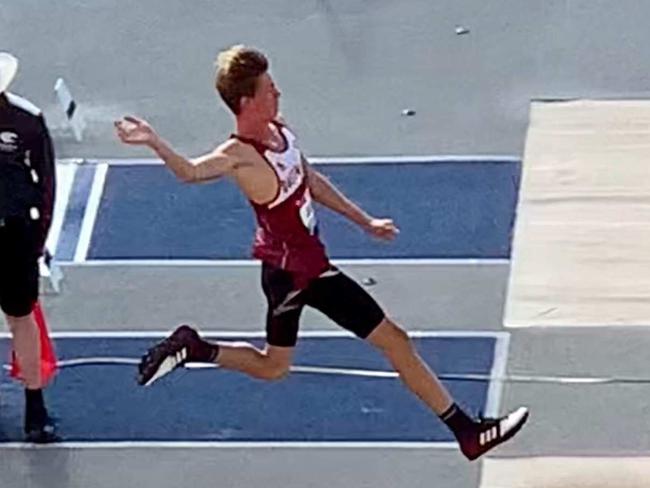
[115,45,528,460]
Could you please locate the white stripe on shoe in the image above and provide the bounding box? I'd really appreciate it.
[480,411,523,447]
[500,407,528,436]
[143,347,188,387]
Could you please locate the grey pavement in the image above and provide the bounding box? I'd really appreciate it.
[4,1,650,159]
[9,262,509,332]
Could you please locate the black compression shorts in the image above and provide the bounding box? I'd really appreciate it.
[261,262,385,347]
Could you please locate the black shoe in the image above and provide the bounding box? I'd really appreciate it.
[138,325,204,386]
[24,413,59,444]
[457,406,529,461]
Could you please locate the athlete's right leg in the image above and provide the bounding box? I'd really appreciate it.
[137,328,297,386]
[214,343,293,381]
[137,262,301,386]
[215,261,301,380]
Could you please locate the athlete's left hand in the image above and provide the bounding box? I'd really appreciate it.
[365,218,400,241]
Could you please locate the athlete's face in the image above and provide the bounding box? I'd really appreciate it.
[246,73,280,120]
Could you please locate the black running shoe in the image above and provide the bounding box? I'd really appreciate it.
[137,325,204,386]
[458,406,529,461]
[24,412,59,444]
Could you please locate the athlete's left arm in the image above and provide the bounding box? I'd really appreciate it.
[301,154,399,240]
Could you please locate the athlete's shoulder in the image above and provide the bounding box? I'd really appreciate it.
[218,137,262,171]
[220,137,258,158]
[5,92,42,117]
[217,137,242,153]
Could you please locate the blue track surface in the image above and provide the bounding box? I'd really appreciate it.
[6,159,513,444]
[82,161,520,260]
[0,335,497,442]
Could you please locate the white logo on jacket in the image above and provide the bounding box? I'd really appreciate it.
[0,131,18,152]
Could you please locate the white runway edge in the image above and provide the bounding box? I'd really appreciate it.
[58,155,520,166]
[484,332,510,417]
[59,258,511,267]
[73,163,108,262]
[0,441,458,450]
[0,329,507,339]
[45,164,77,256]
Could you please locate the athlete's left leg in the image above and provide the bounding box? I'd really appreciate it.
[305,266,529,461]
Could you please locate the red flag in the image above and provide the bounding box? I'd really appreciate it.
[10,301,58,385]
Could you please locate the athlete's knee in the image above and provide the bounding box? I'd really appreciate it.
[368,318,413,354]
[256,349,292,381]
[259,359,291,381]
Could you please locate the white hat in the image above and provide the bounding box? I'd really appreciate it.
[0,52,18,93]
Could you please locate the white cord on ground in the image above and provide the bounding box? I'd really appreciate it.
[1,357,646,384]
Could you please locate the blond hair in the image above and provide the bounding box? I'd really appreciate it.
[215,45,269,114]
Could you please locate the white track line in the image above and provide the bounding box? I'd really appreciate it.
[0,330,508,339]
[92,155,520,166]
[484,333,511,417]
[0,441,458,450]
[45,164,77,256]
[74,163,108,262]
[58,258,510,267]
[311,155,520,164]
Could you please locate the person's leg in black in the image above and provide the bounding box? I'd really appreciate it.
[1,219,57,443]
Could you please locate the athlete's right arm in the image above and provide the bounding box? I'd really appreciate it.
[150,137,237,183]
[114,115,238,183]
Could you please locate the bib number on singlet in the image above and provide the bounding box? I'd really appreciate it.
[299,196,317,235]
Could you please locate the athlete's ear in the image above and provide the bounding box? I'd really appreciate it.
[239,96,253,113]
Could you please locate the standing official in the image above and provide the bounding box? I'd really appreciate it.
[0,52,57,443]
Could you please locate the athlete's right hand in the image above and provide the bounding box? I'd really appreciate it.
[114,116,158,147]
[365,218,400,241]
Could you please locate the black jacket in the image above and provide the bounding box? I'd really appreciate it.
[0,92,56,252]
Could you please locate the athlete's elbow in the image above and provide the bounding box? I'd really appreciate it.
[308,185,323,203]
[175,167,197,184]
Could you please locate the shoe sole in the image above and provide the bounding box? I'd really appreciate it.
[25,429,60,444]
